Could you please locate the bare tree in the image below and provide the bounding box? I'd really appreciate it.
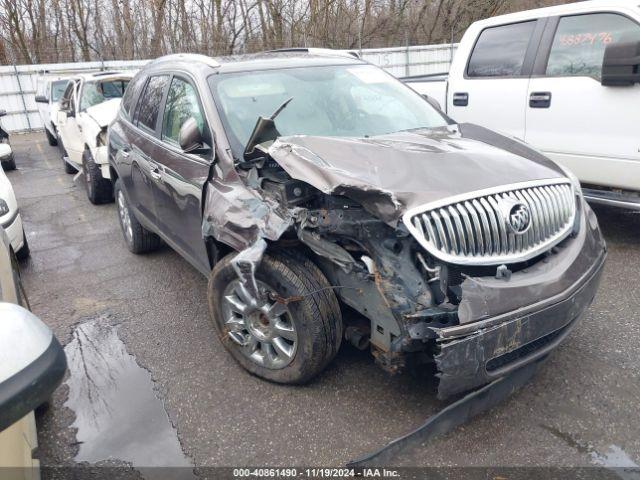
[0,0,574,65]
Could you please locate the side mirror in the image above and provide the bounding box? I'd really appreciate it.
[0,303,67,432]
[0,109,6,117]
[422,94,443,112]
[179,117,205,153]
[56,111,67,125]
[602,40,640,86]
[35,95,48,104]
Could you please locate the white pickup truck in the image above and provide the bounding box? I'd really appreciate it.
[406,0,640,210]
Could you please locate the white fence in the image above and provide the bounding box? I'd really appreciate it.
[0,44,457,133]
[359,43,457,77]
[0,60,149,132]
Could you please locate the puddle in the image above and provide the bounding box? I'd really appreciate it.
[542,425,640,480]
[592,445,640,477]
[64,319,195,478]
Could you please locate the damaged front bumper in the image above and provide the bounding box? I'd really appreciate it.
[430,202,606,398]
[435,250,604,398]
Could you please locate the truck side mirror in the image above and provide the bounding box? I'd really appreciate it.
[35,95,48,104]
[601,40,640,86]
[0,303,67,432]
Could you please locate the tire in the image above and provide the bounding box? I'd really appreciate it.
[15,229,30,260]
[208,251,343,384]
[1,154,15,171]
[83,149,113,204]
[114,178,161,254]
[45,128,58,146]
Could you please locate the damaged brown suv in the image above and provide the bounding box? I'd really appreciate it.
[108,51,606,398]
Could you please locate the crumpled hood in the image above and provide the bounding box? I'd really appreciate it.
[267,123,566,225]
[85,98,122,127]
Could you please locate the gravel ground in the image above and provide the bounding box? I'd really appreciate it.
[5,132,639,470]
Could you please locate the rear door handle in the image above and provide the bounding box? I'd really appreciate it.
[530,92,551,108]
[120,147,130,159]
[453,92,468,107]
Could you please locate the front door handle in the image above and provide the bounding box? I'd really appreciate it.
[148,161,162,181]
[530,92,552,108]
[453,92,469,107]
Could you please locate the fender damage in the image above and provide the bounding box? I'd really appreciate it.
[201,125,607,398]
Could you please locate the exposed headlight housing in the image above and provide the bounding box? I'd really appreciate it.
[97,128,107,147]
[0,199,9,217]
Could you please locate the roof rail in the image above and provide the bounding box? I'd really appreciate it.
[265,48,361,59]
[92,71,122,77]
[152,53,221,68]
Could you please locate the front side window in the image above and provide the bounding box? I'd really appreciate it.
[467,21,537,77]
[162,78,205,144]
[546,13,640,78]
[209,64,448,159]
[51,80,69,102]
[134,75,169,132]
[80,79,130,111]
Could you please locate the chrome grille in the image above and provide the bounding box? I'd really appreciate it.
[404,179,576,265]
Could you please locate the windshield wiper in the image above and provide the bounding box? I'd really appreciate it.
[243,97,293,159]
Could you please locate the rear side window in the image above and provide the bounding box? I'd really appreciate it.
[134,75,169,133]
[546,13,640,79]
[121,74,146,117]
[467,21,537,77]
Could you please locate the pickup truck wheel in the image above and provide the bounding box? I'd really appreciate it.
[114,179,161,254]
[208,252,342,384]
[1,154,16,171]
[45,128,57,146]
[82,149,113,204]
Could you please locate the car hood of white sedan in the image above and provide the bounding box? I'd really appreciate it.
[84,98,122,128]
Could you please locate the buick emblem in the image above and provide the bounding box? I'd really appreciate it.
[506,202,531,235]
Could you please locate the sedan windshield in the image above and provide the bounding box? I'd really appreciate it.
[208,64,448,158]
[80,79,130,111]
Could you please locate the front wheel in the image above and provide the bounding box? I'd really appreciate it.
[207,251,342,384]
[1,154,15,171]
[83,149,113,204]
[15,229,30,260]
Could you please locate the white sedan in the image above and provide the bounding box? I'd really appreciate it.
[0,167,29,259]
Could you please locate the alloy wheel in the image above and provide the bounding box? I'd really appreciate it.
[220,280,298,369]
[117,190,133,243]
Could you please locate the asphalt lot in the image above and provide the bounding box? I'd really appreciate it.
[6,132,640,470]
